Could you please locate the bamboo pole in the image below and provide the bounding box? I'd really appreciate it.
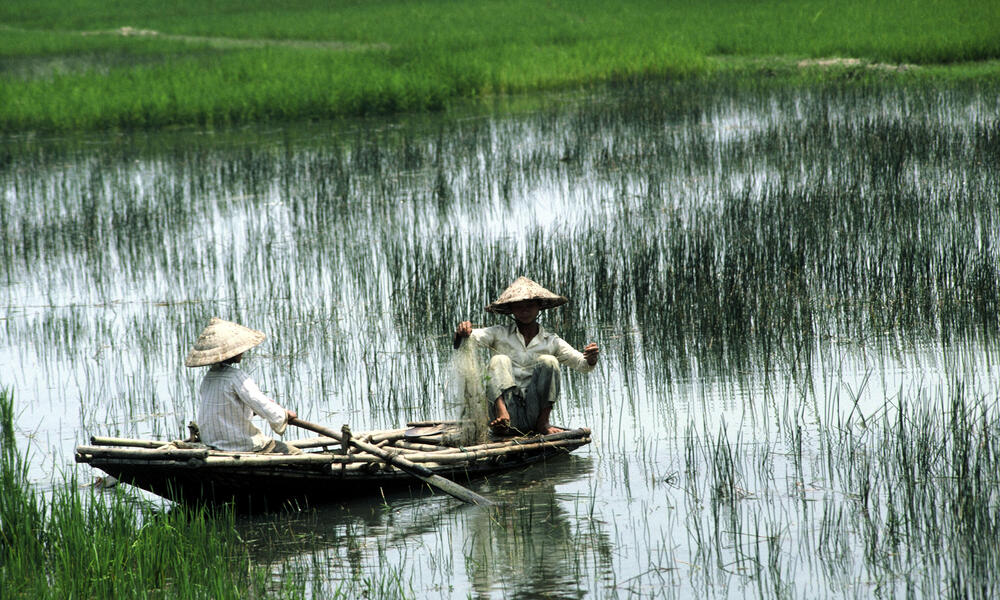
[405,419,461,427]
[202,454,336,467]
[89,436,168,448]
[76,446,210,460]
[392,440,453,452]
[288,436,341,449]
[365,429,410,443]
[79,448,394,467]
[80,455,391,473]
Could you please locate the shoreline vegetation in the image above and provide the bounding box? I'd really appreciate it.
[2,0,999,133]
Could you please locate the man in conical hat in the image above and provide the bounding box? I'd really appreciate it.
[186,318,301,454]
[454,277,599,435]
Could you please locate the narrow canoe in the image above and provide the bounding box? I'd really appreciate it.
[75,422,591,510]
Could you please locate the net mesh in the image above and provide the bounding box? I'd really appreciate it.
[450,338,489,445]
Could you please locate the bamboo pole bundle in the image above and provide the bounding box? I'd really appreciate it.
[343,434,590,467]
[403,438,589,464]
[414,428,590,454]
[78,428,591,474]
[366,428,591,459]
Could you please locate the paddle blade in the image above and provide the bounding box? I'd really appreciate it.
[424,473,493,506]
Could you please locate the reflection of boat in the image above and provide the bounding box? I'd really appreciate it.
[74,422,591,509]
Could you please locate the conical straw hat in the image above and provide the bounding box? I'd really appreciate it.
[485,276,568,314]
[184,317,266,367]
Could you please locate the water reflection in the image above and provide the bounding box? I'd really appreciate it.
[237,455,607,599]
[467,457,609,599]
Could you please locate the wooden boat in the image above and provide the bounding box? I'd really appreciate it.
[75,421,591,509]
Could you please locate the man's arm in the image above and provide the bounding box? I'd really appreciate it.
[454,321,496,349]
[553,338,600,371]
[234,374,292,434]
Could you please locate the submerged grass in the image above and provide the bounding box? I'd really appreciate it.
[679,380,1000,598]
[0,387,315,599]
[2,79,998,422]
[2,0,1000,131]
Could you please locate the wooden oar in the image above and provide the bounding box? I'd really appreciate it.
[288,417,493,506]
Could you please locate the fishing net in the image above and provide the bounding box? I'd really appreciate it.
[451,338,489,445]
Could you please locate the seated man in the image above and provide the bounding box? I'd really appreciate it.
[454,277,599,435]
[185,317,301,454]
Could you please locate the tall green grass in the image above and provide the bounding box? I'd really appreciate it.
[0,387,313,599]
[2,0,1000,131]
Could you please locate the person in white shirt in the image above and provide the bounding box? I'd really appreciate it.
[454,277,599,435]
[185,318,301,454]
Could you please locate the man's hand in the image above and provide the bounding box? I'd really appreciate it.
[286,409,298,421]
[582,342,600,366]
[454,321,473,349]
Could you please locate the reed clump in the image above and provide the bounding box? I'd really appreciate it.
[842,386,1000,595]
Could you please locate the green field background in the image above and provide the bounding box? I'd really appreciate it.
[2,0,999,131]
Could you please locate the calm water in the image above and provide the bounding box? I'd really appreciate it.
[3,80,999,598]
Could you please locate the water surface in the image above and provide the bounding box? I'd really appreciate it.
[3,80,999,598]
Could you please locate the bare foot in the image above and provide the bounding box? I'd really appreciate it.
[490,397,511,433]
[533,405,564,435]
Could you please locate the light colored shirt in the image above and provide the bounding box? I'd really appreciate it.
[196,363,288,452]
[469,322,594,390]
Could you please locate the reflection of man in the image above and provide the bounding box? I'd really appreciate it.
[453,277,599,435]
[466,458,607,599]
[186,317,301,454]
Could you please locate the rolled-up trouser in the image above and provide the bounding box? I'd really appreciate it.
[486,354,561,433]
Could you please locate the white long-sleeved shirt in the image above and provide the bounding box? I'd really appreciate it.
[196,363,288,452]
[469,322,594,390]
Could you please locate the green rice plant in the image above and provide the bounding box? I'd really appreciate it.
[2,0,1000,131]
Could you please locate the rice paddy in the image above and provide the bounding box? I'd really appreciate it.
[3,78,1000,597]
[3,0,1000,132]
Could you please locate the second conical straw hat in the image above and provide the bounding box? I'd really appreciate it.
[184,317,266,367]
[485,276,568,314]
